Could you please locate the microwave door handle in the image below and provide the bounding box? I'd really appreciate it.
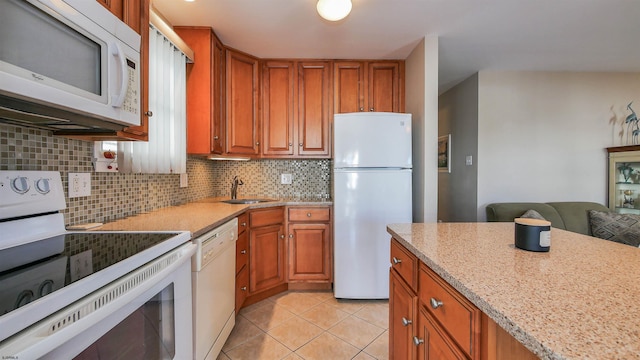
[110,42,128,108]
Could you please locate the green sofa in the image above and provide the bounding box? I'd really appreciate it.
[485,202,610,236]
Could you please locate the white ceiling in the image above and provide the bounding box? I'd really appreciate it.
[152,0,640,93]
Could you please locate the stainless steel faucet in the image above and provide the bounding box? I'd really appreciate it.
[230,176,244,199]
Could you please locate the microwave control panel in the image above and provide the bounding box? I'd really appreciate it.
[122,58,139,116]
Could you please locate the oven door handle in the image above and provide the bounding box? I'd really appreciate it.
[2,242,197,359]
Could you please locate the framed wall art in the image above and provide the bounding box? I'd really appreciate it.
[438,134,451,173]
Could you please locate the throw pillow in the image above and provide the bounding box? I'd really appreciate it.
[520,209,547,221]
[588,210,640,247]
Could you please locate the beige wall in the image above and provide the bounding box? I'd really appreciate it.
[476,71,640,220]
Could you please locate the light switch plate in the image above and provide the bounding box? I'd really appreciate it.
[281,173,292,185]
[465,155,473,166]
[69,173,91,198]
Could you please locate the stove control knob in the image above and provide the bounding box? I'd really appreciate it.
[35,178,51,194]
[11,176,30,194]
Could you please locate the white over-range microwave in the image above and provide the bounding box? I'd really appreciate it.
[0,0,141,133]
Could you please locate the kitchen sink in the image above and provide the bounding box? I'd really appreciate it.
[220,199,275,204]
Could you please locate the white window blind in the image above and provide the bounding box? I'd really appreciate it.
[118,24,187,174]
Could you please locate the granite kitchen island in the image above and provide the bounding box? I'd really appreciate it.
[387,222,640,360]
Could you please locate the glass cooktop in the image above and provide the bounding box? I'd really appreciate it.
[0,232,181,318]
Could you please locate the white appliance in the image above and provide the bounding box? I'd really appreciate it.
[333,112,412,299]
[0,0,141,132]
[0,171,196,359]
[192,218,237,360]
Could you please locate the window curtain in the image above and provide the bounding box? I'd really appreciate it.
[118,24,187,174]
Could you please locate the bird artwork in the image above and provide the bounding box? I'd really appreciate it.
[626,102,639,144]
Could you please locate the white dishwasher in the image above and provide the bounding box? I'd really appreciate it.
[192,217,238,360]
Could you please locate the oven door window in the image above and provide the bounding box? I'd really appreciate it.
[74,284,176,360]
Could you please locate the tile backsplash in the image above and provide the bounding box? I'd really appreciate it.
[0,124,330,226]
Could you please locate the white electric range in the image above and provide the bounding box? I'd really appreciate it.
[0,171,195,359]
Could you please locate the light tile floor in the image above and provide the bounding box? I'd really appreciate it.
[217,290,389,360]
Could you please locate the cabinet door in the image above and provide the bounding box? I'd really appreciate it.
[235,266,248,312]
[212,37,225,154]
[334,61,365,113]
[288,223,331,281]
[416,307,466,360]
[389,270,417,360]
[249,224,286,294]
[297,61,331,157]
[262,61,295,156]
[236,230,248,275]
[226,50,260,155]
[96,0,123,19]
[175,27,213,154]
[368,62,401,113]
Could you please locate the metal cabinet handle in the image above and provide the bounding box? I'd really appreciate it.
[307,213,312,217]
[359,107,364,111]
[214,136,219,140]
[413,337,424,346]
[430,298,444,309]
[401,317,412,326]
[256,141,260,145]
[299,143,303,146]
[240,250,246,254]
[369,108,374,111]
[289,234,293,238]
[280,234,285,239]
[289,142,293,146]
[240,286,247,291]
[144,111,153,117]
[392,257,402,265]
[241,222,246,227]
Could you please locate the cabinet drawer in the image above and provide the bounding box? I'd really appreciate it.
[238,212,248,234]
[418,263,480,359]
[288,207,330,222]
[390,239,418,291]
[235,266,249,311]
[236,230,248,275]
[249,207,284,228]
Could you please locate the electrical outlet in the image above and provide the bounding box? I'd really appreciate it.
[69,173,91,198]
[281,173,292,185]
[180,173,188,188]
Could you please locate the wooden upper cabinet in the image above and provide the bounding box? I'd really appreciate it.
[226,49,260,155]
[96,0,123,19]
[262,61,295,156]
[334,61,365,113]
[368,61,403,113]
[334,60,404,114]
[174,27,225,155]
[297,61,332,157]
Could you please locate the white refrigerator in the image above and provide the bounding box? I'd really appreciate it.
[333,112,412,299]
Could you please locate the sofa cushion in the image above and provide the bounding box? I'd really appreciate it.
[485,203,566,230]
[547,202,610,236]
[588,210,640,247]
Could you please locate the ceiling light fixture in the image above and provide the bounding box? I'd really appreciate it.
[316,0,352,21]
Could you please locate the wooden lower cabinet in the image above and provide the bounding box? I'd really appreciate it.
[389,238,537,360]
[286,206,332,286]
[235,212,248,312]
[248,207,286,295]
[416,306,467,360]
[389,269,417,360]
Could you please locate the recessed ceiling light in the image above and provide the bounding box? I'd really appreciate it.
[317,0,352,21]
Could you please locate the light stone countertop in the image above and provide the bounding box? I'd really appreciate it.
[386,222,640,360]
[94,197,332,238]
